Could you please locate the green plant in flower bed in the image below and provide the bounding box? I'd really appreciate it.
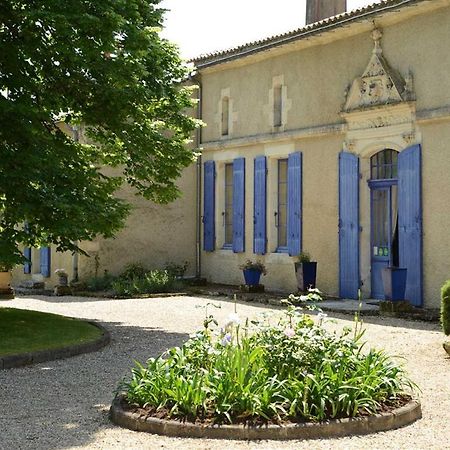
[112,269,175,297]
[123,306,416,424]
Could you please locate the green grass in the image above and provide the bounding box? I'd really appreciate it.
[0,308,102,356]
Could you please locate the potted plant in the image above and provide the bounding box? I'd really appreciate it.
[239,260,267,286]
[55,268,69,286]
[0,263,15,300]
[294,252,317,292]
[381,267,407,301]
[441,280,450,356]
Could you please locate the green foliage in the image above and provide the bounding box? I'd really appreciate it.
[0,0,199,266]
[296,251,311,263]
[164,261,189,278]
[441,280,450,336]
[112,269,175,296]
[239,259,267,275]
[119,263,148,281]
[123,308,415,424]
[85,272,115,292]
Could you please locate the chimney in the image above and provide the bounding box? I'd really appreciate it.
[306,0,347,25]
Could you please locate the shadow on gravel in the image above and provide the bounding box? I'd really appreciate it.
[0,321,189,450]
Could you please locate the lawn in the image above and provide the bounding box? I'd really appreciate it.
[0,307,102,356]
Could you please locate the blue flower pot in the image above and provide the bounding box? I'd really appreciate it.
[294,262,317,292]
[243,269,262,286]
[382,267,407,301]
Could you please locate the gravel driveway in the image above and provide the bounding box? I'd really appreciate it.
[0,294,448,450]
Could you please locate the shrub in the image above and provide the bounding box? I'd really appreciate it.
[112,269,175,297]
[441,280,450,336]
[296,251,311,263]
[119,263,148,281]
[164,261,189,278]
[85,272,115,291]
[123,307,415,424]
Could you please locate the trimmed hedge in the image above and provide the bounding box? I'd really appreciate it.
[441,280,450,336]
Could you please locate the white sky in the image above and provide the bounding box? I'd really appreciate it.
[160,0,382,59]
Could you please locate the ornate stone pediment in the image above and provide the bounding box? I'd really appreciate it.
[342,29,415,113]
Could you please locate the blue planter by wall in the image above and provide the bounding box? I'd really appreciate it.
[243,269,262,286]
[382,267,407,301]
[295,262,317,292]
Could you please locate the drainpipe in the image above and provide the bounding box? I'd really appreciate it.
[192,73,203,279]
[71,125,80,282]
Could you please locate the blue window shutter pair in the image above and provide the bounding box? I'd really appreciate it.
[232,158,246,252]
[287,152,302,256]
[398,144,423,307]
[339,152,360,300]
[203,158,245,253]
[253,156,267,254]
[40,247,51,278]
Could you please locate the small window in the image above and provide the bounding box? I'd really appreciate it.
[224,163,233,246]
[273,85,283,127]
[370,149,398,180]
[277,159,288,249]
[221,97,229,136]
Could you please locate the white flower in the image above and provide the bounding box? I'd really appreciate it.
[283,327,295,338]
[299,295,310,302]
[224,313,241,329]
[317,313,328,320]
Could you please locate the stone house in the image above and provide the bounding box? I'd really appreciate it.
[15,0,450,309]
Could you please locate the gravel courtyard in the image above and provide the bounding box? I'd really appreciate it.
[0,294,448,450]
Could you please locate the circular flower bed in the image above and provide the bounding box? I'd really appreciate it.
[118,301,418,431]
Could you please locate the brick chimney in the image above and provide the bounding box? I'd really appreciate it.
[306,0,347,25]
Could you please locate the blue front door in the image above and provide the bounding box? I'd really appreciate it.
[370,183,397,299]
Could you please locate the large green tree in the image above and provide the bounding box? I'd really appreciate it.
[0,0,198,268]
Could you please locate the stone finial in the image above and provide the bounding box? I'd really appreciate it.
[371,28,383,55]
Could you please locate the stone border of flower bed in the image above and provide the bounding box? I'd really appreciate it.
[0,322,110,370]
[110,394,421,441]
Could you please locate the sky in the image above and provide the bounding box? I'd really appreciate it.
[160,0,382,59]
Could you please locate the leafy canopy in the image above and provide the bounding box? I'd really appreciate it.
[0,0,198,268]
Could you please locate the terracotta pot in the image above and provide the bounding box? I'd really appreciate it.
[0,271,12,289]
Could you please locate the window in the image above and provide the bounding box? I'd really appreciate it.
[370,149,398,180]
[273,85,283,127]
[224,163,233,246]
[221,97,229,136]
[277,159,288,250]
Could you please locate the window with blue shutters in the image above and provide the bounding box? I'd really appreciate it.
[24,247,32,274]
[40,247,51,278]
[287,152,302,256]
[223,163,233,248]
[254,156,267,255]
[276,159,288,251]
[232,157,245,253]
[203,160,216,252]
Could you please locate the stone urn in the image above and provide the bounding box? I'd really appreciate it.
[0,271,15,300]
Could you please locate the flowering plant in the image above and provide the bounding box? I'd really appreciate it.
[239,259,267,275]
[54,268,68,277]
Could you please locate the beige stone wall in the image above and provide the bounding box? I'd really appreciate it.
[81,164,197,279]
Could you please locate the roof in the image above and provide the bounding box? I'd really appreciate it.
[191,0,427,69]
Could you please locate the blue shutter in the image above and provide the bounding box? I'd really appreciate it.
[339,152,359,299]
[398,144,422,307]
[203,161,216,252]
[287,152,302,256]
[24,247,32,274]
[232,157,245,253]
[254,156,267,255]
[40,247,51,278]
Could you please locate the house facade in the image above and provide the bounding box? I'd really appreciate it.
[14,0,450,309]
[193,0,450,309]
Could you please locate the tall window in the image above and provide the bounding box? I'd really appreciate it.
[273,85,283,127]
[277,159,288,249]
[224,163,233,246]
[221,97,229,136]
[370,149,398,180]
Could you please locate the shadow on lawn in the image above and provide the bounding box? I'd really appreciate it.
[0,321,189,450]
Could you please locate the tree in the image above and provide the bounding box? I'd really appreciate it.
[0,0,198,268]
